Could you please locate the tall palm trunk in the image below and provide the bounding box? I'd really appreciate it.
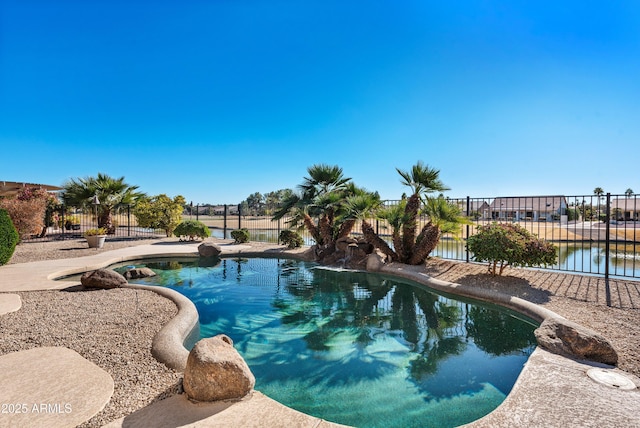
[336,218,356,240]
[392,229,403,260]
[319,212,333,246]
[98,208,115,234]
[409,222,440,265]
[401,194,420,263]
[303,213,321,244]
[362,219,398,261]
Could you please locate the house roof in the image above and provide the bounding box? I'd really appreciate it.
[0,181,62,198]
[489,196,567,211]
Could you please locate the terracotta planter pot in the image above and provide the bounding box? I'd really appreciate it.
[86,235,107,249]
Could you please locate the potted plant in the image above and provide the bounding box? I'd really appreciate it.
[84,227,107,248]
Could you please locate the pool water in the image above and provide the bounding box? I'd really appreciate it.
[120,257,537,428]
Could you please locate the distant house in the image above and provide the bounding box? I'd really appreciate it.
[489,196,568,221]
[210,205,239,215]
[463,200,491,219]
[611,198,640,221]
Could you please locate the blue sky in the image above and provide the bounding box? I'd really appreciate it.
[1,1,639,204]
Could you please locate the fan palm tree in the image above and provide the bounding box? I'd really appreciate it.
[272,164,359,260]
[408,196,469,265]
[61,173,145,234]
[396,162,449,261]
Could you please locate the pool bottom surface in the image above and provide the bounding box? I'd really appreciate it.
[121,257,537,428]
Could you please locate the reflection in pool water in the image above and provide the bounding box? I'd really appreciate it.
[121,257,537,428]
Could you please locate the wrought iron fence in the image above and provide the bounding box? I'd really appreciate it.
[192,194,640,280]
[25,204,165,241]
[22,194,639,279]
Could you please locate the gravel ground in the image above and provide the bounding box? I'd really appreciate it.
[2,238,640,427]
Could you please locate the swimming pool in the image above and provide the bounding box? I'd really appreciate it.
[119,257,537,428]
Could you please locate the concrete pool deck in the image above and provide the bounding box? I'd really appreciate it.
[1,241,639,427]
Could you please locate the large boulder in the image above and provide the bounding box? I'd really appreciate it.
[198,242,222,258]
[366,251,387,272]
[534,317,618,365]
[183,335,255,402]
[80,269,127,289]
[123,267,156,280]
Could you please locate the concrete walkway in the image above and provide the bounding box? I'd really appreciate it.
[1,241,639,427]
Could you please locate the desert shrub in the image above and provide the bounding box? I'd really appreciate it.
[0,197,47,239]
[466,222,557,276]
[279,229,303,248]
[231,228,250,244]
[0,209,19,265]
[174,220,211,241]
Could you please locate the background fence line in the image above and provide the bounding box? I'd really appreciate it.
[22,194,639,280]
[189,194,639,280]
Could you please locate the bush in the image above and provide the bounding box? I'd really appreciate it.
[466,222,557,276]
[231,228,250,244]
[174,220,211,241]
[279,230,304,248]
[0,197,47,239]
[0,209,19,265]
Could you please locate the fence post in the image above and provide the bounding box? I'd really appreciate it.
[466,196,470,263]
[196,204,199,221]
[223,204,228,239]
[61,207,66,240]
[605,193,611,280]
[127,204,131,237]
[277,218,281,244]
[238,204,242,229]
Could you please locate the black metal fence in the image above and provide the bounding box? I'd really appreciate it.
[22,194,639,279]
[26,204,165,241]
[191,194,640,280]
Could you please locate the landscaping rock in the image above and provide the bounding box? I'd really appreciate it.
[183,334,255,402]
[534,317,618,365]
[366,251,386,272]
[198,242,222,258]
[336,236,357,253]
[123,267,156,279]
[80,269,127,289]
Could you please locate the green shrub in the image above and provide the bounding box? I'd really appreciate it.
[0,209,19,265]
[174,220,211,241]
[279,230,304,248]
[466,222,557,276]
[231,228,250,244]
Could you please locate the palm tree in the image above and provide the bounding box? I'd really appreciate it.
[593,187,605,221]
[272,164,359,260]
[408,196,468,265]
[625,188,634,197]
[396,162,449,261]
[61,173,145,234]
[348,163,465,265]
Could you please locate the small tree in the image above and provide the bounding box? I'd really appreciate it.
[466,223,557,276]
[0,209,19,265]
[133,194,186,237]
[174,220,211,241]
